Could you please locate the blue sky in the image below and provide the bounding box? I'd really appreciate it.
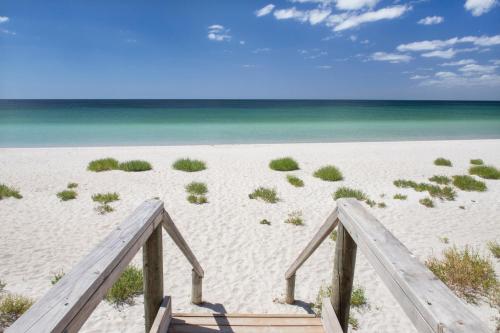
[0,0,499,99]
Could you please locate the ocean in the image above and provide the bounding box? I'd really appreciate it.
[1,99,500,147]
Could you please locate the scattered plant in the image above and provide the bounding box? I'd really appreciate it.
[452,175,487,192]
[313,165,343,182]
[469,165,500,180]
[330,230,337,241]
[487,241,500,259]
[118,160,152,172]
[172,158,206,172]
[92,192,120,214]
[333,187,367,201]
[286,174,304,187]
[50,270,65,285]
[249,187,279,203]
[429,175,451,185]
[434,158,452,167]
[67,182,78,189]
[260,219,271,225]
[57,190,77,201]
[419,197,434,208]
[439,236,449,244]
[285,210,304,226]
[0,294,34,328]
[105,265,143,306]
[185,182,208,195]
[0,184,22,200]
[394,179,455,200]
[365,199,376,207]
[393,193,407,200]
[87,158,119,172]
[269,157,299,171]
[377,202,387,208]
[470,159,484,165]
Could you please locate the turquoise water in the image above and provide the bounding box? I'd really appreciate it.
[1,100,500,147]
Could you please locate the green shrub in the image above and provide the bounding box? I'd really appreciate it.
[470,159,484,165]
[57,190,77,201]
[349,316,359,330]
[419,197,434,208]
[67,182,78,189]
[187,194,208,205]
[0,280,5,293]
[429,175,451,185]
[351,286,368,309]
[50,270,65,285]
[333,187,367,201]
[393,193,407,200]
[0,184,22,200]
[426,246,497,303]
[118,160,152,172]
[393,179,418,188]
[87,158,119,172]
[469,165,500,180]
[330,230,337,241]
[260,219,271,225]
[365,199,376,207]
[172,158,206,172]
[105,265,143,306]
[286,175,304,187]
[249,187,279,203]
[314,165,343,181]
[269,157,299,171]
[92,192,120,204]
[377,202,387,208]
[0,294,34,327]
[487,241,500,259]
[185,182,208,195]
[284,211,303,226]
[96,204,114,214]
[452,175,487,192]
[313,285,367,317]
[434,158,452,167]
[394,179,455,200]
[439,236,450,244]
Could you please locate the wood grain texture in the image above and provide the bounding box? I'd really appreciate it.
[285,274,296,304]
[321,298,343,333]
[150,296,172,333]
[337,198,490,333]
[191,270,203,305]
[6,199,164,333]
[144,225,165,332]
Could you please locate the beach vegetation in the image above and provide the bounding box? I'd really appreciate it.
[105,265,143,306]
[351,286,368,309]
[393,193,407,200]
[67,182,78,189]
[333,187,367,201]
[419,197,434,208]
[313,165,343,181]
[429,175,451,185]
[286,174,304,187]
[377,202,387,208]
[349,316,359,330]
[92,192,120,214]
[330,230,337,241]
[452,175,487,192]
[57,190,77,201]
[425,246,497,303]
[172,158,206,172]
[0,280,5,293]
[439,236,449,244]
[249,187,279,203]
[269,157,299,171]
[0,184,22,200]
[394,179,455,200]
[469,165,500,180]
[313,285,367,316]
[87,158,119,172]
[187,194,207,205]
[185,182,208,195]
[284,210,303,226]
[118,160,152,172]
[260,219,271,225]
[487,241,500,259]
[470,159,484,165]
[0,294,34,328]
[365,199,376,207]
[50,270,65,285]
[434,158,452,167]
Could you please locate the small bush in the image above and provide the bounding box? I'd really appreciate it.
[0,184,22,200]
[185,182,208,195]
[393,193,407,200]
[439,236,450,244]
[50,270,65,285]
[92,192,120,204]
[349,316,359,330]
[434,158,452,167]
[313,285,367,317]
[314,165,343,181]
[425,246,497,303]
[118,160,152,172]
[377,202,387,208]
[105,265,143,306]
[286,175,304,187]
[67,182,78,189]
[487,241,500,259]
[452,175,487,192]
[187,194,208,205]
[172,158,206,172]
[249,187,279,203]
[470,159,484,165]
[469,165,500,180]
[351,286,368,309]
[0,280,5,293]
[57,190,77,201]
[0,294,34,327]
[269,157,299,171]
[428,186,456,201]
[429,175,451,185]
[419,197,434,208]
[260,219,271,225]
[330,230,337,241]
[96,204,114,214]
[393,179,418,188]
[333,187,367,201]
[365,199,376,207]
[394,179,455,200]
[284,211,303,226]
[87,158,119,172]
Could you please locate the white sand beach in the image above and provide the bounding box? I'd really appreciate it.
[0,139,499,333]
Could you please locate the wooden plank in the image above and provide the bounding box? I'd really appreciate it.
[150,296,172,333]
[144,225,165,332]
[285,274,296,304]
[285,208,339,279]
[7,199,164,333]
[191,269,203,305]
[173,313,317,318]
[337,198,490,333]
[321,298,343,333]
[169,325,324,333]
[330,224,357,333]
[170,316,322,326]
[162,211,204,278]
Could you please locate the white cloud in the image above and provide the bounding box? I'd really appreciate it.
[419,61,500,88]
[397,35,500,54]
[421,48,457,59]
[240,40,246,45]
[274,7,307,21]
[0,16,9,24]
[491,59,500,65]
[333,5,409,32]
[435,71,458,79]
[459,63,497,75]
[350,35,357,42]
[336,0,380,10]
[252,47,271,53]
[308,9,332,25]
[255,4,275,17]
[0,28,16,35]
[410,75,430,80]
[464,0,498,16]
[207,25,231,42]
[371,52,412,63]
[417,16,444,25]
[299,49,328,59]
[316,65,332,69]
[441,59,476,66]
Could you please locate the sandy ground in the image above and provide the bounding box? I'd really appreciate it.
[1,140,499,332]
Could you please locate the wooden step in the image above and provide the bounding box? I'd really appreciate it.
[168,313,325,333]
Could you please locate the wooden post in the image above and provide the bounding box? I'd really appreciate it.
[143,225,164,332]
[331,223,357,333]
[285,274,296,304]
[191,269,203,304]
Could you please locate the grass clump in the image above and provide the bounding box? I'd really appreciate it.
[452,175,487,192]
[469,165,500,180]
[187,194,208,205]
[330,230,337,241]
[434,158,452,167]
[67,182,78,189]
[269,157,299,171]
[0,294,34,328]
[185,182,208,195]
[394,179,455,201]
[425,246,497,303]
[0,280,5,293]
[249,187,279,203]
[50,270,65,285]
[118,160,152,172]
[419,197,434,208]
[350,286,368,309]
[286,174,304,187]
[87,158,119,172]
[470,159,484,165]
[429,175,451,185]
[284,211,303,226]
[487,241,500,259]
[333,187,367,201]
[314,165,343,182]
[313,285,367,319]
[57,190,77,201]
[172,158,206,172]
[260,219,271,225]
[92,192,120,214]
[393,193,407,200]
[0,184,22,200]
[377,202,387,208]
[105,265,143,306]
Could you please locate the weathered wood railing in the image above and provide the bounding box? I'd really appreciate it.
[7,199,204,333]
[285,198,490,333]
